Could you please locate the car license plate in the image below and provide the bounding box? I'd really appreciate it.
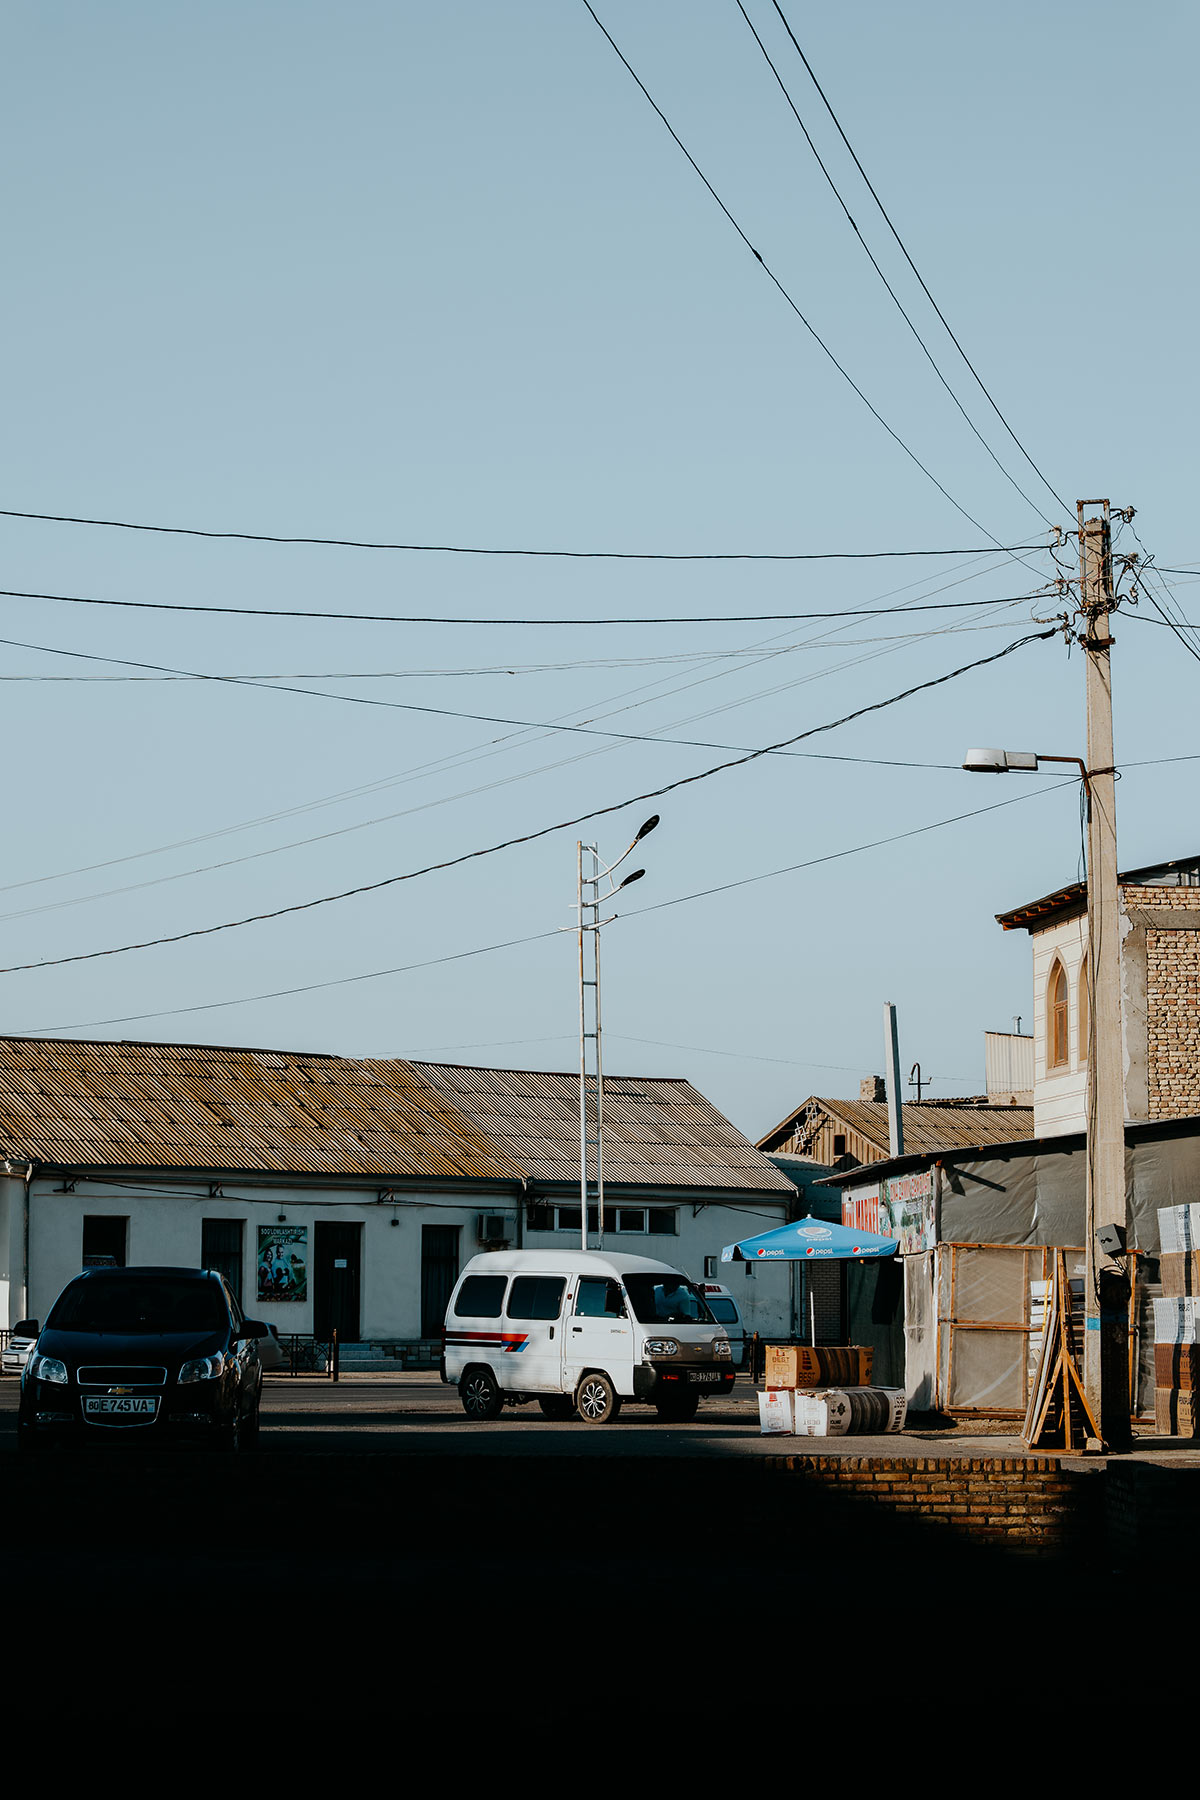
[84,1396,159,1418]
[685,1370,722,1384]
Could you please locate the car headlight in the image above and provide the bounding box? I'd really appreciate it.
[179,1354,224,1384]
[712,1338,732,1359]
[644,1339,679,1357]
[30,1354,68,1386]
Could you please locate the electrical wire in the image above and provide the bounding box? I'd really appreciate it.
[0,618,1030,683]
[0,600,1041,746]
[0,549,1021,902]
[23,772,1069,1036]
[0,505,1052,562]
[735,0,1054,526]
[580,1,1040,552]
[768,0,1072,521]
[0,627,1054,976]
[0,580,1055,629]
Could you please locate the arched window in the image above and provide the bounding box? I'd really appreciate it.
[1078,961,1090,1068]
[1048,960,1069,1070]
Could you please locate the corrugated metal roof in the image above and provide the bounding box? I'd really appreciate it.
[812,1098,1034,1155]
[0,1037,525,1180]
[410,1062,796,1195]
[757,1094,1034,1158]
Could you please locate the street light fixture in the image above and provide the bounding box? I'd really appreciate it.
[576,817,660,1252]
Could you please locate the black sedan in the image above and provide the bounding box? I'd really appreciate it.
[17,1265,267,1450]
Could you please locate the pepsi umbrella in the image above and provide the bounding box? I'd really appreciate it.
[721,1213,898,1262]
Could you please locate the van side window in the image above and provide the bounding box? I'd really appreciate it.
[454,1275,508,1318]
[575,1278,624,1319]
[506,1276,565,1320]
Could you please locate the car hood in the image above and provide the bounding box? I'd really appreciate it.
[37,1328,227,1367]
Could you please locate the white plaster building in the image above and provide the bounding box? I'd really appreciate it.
[0,1035,798,1351]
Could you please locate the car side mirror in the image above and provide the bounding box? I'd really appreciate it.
[14,1320,38,1337]
[240,1320,269,1339]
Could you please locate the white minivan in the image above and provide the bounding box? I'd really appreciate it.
[442,1249,735,1424]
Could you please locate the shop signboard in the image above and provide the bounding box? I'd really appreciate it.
[882,1169,936,1254]
[257,1224,308,1303]
[842,1186,883,1235]
[842,1170,935,1252]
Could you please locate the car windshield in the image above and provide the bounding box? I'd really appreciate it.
[47,1277,229,1335]
[622,1274,714,1325]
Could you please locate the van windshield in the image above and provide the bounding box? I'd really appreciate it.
[623,1274,714,1326]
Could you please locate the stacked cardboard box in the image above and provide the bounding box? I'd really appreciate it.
[756,1343,907,1436]
[1155,1207,1200,1437]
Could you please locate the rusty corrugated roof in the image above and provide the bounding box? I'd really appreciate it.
[758,1095,1034,1158]
[0,1037,525,1180]
[410,1062,796,1194]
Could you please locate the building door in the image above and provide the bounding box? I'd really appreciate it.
[201,1219,244,1303]
[313,1222,362,1341]
[421,1225,460,1338]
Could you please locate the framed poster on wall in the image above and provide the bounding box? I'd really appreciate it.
[257,1225,308,1303]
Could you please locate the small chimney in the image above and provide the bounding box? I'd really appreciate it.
[860,1075,886,1103]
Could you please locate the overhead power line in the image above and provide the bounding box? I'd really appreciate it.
[768,0,1072,520]
[25,777,1069,1037]
[735,0,1053,526]
[580,1,1040,551]
[0,580,1053,629]
[0,627,1053,977]
[0,505,1050,561]
[0,599,1036,742]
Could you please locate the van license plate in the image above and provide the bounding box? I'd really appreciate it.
[684,1370,722,1384]
[84,1396,159,1417]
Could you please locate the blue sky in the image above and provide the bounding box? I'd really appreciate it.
[0,1,1196,1138]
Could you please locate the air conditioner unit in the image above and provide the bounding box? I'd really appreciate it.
[478,1214,508,1244]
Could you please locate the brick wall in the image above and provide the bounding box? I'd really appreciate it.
[1143,888,1200,1118]
[764,1453,1098,1549]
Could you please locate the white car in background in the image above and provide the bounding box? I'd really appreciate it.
[256,1321,285,1371]
[700,1282,746,1366]
[2,1327,36,1377]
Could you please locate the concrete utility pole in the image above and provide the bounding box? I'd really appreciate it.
[1078,499,1131,1450]
[883,1003,904,1158]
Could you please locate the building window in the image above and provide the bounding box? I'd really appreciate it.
[82,1215,127,1268]
[202,1219,244,1303]
[528,1204,677,1236]
[832,1134,847,1158]
[1078,962,1090,1068]
[1048,960,1069,1070]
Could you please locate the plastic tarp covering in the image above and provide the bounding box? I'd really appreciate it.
[938,1246,1034,1412]
[936,1127,1200,1254]
[903,1251,936,1411]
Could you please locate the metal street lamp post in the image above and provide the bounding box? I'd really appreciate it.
[576,816,659,1251]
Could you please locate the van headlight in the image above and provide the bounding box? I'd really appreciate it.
[712,1339,732,1359]
[644,1339,679,1357]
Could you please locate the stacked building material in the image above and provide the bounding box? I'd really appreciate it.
[756,1343,907,1436]
[1154,1206,1200,1437]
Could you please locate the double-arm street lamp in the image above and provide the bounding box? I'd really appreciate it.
[576,816,659,1251]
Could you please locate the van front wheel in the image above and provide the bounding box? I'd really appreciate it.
[460,1367,503,1421]
[576,1373,621,1425]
